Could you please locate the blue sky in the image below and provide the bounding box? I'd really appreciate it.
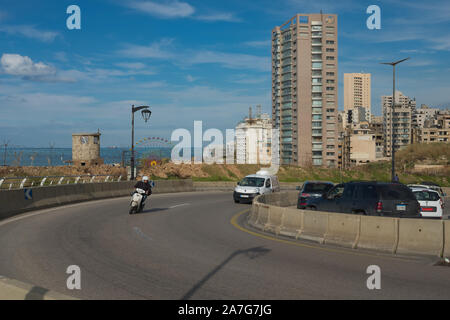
[1,0,449,147]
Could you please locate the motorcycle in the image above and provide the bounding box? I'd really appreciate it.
[129,188,147,214]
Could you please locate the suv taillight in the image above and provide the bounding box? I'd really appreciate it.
[301,193,311,197]
[376,201,383,213]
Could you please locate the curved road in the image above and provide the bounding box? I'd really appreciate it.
[0,192,449,299]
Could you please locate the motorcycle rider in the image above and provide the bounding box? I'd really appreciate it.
[134,176,152,209]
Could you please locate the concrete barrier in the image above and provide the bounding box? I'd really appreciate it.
[444,220,450,258]
[358,215,399,253]
[299,210,329,244]
[258,191,297,207]
[256,205,270,231]
[396,218,444,257]
[251,191,449,257]
[265,206,284,235]
[0,180,195,221]
[324,213,360,248]
[280,208,303,238]
[0,276,75,300]
[248,202,260,226]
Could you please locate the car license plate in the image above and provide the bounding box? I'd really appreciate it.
[396,204,406,211]
[241,195,249,198]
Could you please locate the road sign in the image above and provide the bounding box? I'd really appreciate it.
[24,189,33,200]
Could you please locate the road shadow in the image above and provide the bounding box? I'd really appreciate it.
[181,246,271,300]
[140,207,169,214]
[25,286,49,300]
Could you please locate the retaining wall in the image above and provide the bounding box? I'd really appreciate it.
[249,191,449,258]
[0,180,195,221]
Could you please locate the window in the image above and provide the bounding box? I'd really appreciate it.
[380,185,416,200]
[299,16,309,24]
[327,184,345,199]
[326,40,334,44]
[303,183,333,193]
[313,158,323,166]
[357,185,378,200]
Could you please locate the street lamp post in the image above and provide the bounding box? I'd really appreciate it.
[130,105,152,180]
[380,58,410,182]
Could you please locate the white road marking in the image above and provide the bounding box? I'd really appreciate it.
[169,203,190,209]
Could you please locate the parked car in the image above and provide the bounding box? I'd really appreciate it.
[233,172,280,203]
[296,181,334,209]
[410,187,443,219]
[407,183,447,200]
[305,181,421,218]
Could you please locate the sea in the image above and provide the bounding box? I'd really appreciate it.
[0,147,173,167]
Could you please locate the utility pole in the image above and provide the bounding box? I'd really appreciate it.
[380,58,410,182]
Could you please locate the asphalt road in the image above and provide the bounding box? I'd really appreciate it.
[0,191,449,300]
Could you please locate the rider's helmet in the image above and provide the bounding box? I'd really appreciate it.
[142,176,149,182]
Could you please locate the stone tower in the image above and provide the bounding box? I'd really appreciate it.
[72,132,104,166]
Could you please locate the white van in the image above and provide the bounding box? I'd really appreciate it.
[233,171,280,203]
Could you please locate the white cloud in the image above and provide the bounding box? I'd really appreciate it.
[138,81,167,88]
[1,53,56,77]
[244,40,271,48]
[195,12,241,22]
[115,62,147,69]
[185,51,270,72]
[118,39,269,71]
[186,75,196,82]
[117,39,175,59]
[0,25,59,42]
[126,0,195,18]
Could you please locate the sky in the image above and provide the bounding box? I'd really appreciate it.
[0,0,449,147]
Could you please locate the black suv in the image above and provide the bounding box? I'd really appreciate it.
[305,182,420,217]
[297,181,334,209]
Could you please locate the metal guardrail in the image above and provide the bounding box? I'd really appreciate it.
[0,175,124,190]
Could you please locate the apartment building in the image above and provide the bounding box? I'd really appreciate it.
[369,116,384,158]
[344,73,371,124]
[235,112,272,165]
[382,91,416,157]
[415,104,440,128]
[419,111,450,143]
[350,122,377,165]
[272,13,338,167]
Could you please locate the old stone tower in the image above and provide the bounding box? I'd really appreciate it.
[72,132,104,166]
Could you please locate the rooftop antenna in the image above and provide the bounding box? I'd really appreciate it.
[247,107,256,124]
